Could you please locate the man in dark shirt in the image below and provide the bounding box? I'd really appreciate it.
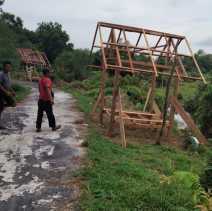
[36,68,61,132]
[0,61,16,129]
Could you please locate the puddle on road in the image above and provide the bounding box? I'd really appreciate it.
[0,87,87,210]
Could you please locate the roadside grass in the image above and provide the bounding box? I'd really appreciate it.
[12,83,31,102]
[62,76,212,211]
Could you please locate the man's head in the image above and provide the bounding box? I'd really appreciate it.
[3,61,12,73]
[42,68,50,77]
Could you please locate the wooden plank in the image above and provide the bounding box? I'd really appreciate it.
[185,38,207,84]
[99,68,107,124]
[120,117,167,124]
[92,64,203,81]
[108,70,121,135]
[167,78,179,139]
[143,87,152,112]
[91,92,102,115]
[98,22,185,39]
[171,96,207,144]
[90,24,99,56]
[103,108,159,117]
[153,101,162,117]
[98,26,108,69]
[101,42,191,58]
[123,30,134,73]
[118,90,127,148]
[140,30,157,77]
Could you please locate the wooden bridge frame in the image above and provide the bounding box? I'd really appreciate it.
[90,22,207,147]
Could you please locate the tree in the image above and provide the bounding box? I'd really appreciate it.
[0,20,19,68]
[0,0,4,12]
[55,49,90,82]
[35,22,72,62]
[0,12,23,31]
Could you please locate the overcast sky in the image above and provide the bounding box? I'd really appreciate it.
[2,0,212,53]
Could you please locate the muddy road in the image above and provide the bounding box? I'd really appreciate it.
[0,84,87,211]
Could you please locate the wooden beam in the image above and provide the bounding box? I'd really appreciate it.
[91,64,204,81]
[167,78,179,140]
[94,42,192,58]
[123,30,134,73]
[90,24,99,56]
[118,90,127,148]
[98,22,185,39]
[143,87,152,112]
[153,101,162,117]
[171,96,207,144]
[185,38,207,84]
[108,70,121,135]
[111,29,122,67]
[99,26,108,69]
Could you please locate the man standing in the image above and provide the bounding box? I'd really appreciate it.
[0,61,16,129]
[36,68,61,132]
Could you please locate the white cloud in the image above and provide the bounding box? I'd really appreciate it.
[2,0,212,52]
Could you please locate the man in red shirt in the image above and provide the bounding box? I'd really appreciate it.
[36,69,61,132]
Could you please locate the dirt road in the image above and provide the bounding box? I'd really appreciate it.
[0,84,87,211]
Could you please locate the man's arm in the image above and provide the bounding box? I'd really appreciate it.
[0,83,11,96]
[44,85,54,104]
[9,87,16,96]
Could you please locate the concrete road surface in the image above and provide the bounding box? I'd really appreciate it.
[0,84,87,211]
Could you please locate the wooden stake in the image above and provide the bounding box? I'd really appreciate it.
[157,58,177,144]
[167,78,179,140]
[118,89,127,148]
[185,38,207,84]
[143,87,152,112]
[108,70,121,135]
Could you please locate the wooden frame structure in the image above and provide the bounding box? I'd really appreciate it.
[90,22,207,147]
[17,48,51,81]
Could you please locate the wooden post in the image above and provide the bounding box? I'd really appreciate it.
[148,75,157,112]
[99,68,107,124]
[157,58,177,144]
[108,29,122,135]
[167,77,179,140]
[170,96,207,144]
[123,30,134,73]
[143,29,157,112]
[108,70,121,136]
[185,38,207,84]
[118,89,127,148]
[143,87,152,112]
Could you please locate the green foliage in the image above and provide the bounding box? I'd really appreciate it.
[35,22,72,62]
[79,129,208,211]
[12,83,31,102]
[182,50,212,75]
[201,154,212,193]
[55,49,91,82]
[63,82,212,211]
[184,81,212,138]
[0,20,20,68]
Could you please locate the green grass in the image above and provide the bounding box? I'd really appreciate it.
[62,79,212,211]
[12,83,31,102]
[80,131,209,211]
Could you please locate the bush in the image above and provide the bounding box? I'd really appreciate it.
[55,49,91,82]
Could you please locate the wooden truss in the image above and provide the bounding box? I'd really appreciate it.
[90,22,207,147]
